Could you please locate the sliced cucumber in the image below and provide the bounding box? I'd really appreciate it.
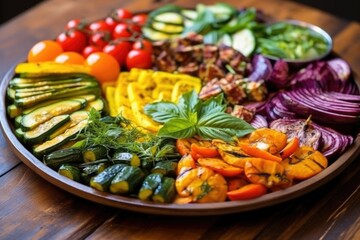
[153,12,183,25]
[143,27,177,41]
[181,9,198,20]
[151,21,184,34]
[218,33,233,46]
[232,28,256,57]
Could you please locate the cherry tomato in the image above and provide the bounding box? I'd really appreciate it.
[82,45,102,58]
[132,39,153,53]
[132,14,148,26]
[65,19,87,30]
[126,49,152,69]
[85,52,120,83]
[114,8,133,20]
[104,16,118,32]
[89,31,111,49]
[103,41,133,66]
[88,20,113,33]
[27,40,63,62]
[112,23,133,39]
[55,51,85,65]
[56,30,87,53]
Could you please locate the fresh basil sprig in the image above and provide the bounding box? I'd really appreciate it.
[144,91,255,142]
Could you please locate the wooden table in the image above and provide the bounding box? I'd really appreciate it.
[1,0,359,239]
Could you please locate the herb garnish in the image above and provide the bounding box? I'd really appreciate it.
[144,90,255,142]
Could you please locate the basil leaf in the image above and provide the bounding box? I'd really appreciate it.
[158,118,197,139]
[200,93,226,116]
[178,90,200,119]
[144,102,180,123]
[197,112,255,141]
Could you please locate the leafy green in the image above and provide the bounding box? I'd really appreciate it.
[145,90,255,142]
[144,101,179,123]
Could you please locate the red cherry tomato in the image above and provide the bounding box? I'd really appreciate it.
[132,14,148,26]
[85,52,120,83]
[103,41,133,66]
[89,31,111,49]
[132,39,153,53]
[126,49,152,70]
[112,23,133,39]
[27,40,63,62]
[114,8,133,20]
[82,45,102,58]
[104,16,118,32]
[88,20,113,33]
[66,19,87,30]
[56,30,87,53]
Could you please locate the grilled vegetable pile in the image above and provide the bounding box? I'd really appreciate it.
[4,2,360,205]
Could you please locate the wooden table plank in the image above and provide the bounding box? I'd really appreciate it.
[0,165,115,239]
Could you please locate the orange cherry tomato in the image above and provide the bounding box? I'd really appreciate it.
[27,40,63,62]
[55,51,85,65]
[227,183,267,201]
[85,52,120,83]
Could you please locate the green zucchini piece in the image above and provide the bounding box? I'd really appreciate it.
[7,104,22,118]
[90,164,127,192]
[111,152,141,167]
[58,164,81,182]
[152,177,176,203]
[14,85,99,107]
[151,160,178,177]
[153,12,184,25]
[48,110,89,140]
[43,148,82,169]
[23,114,70,145]
[33,119,88,157]
[83,145,108,162]
[21,99,84,131]
[109,166,145,195]
[14,115,23,128]
[15,128,25,141]
[12,81,97,95]
[9,75,97,89]
[138,173,163,201]
[151,21,184,34]
[81,162,109,184]
[85,98,105,112]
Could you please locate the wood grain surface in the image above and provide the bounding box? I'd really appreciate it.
[0,0,359,239]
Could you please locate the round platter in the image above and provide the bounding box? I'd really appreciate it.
[1,60,360,216]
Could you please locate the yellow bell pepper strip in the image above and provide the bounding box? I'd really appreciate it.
[244,158,292,188]
[175,167,228,203]
[105,86,117,117]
